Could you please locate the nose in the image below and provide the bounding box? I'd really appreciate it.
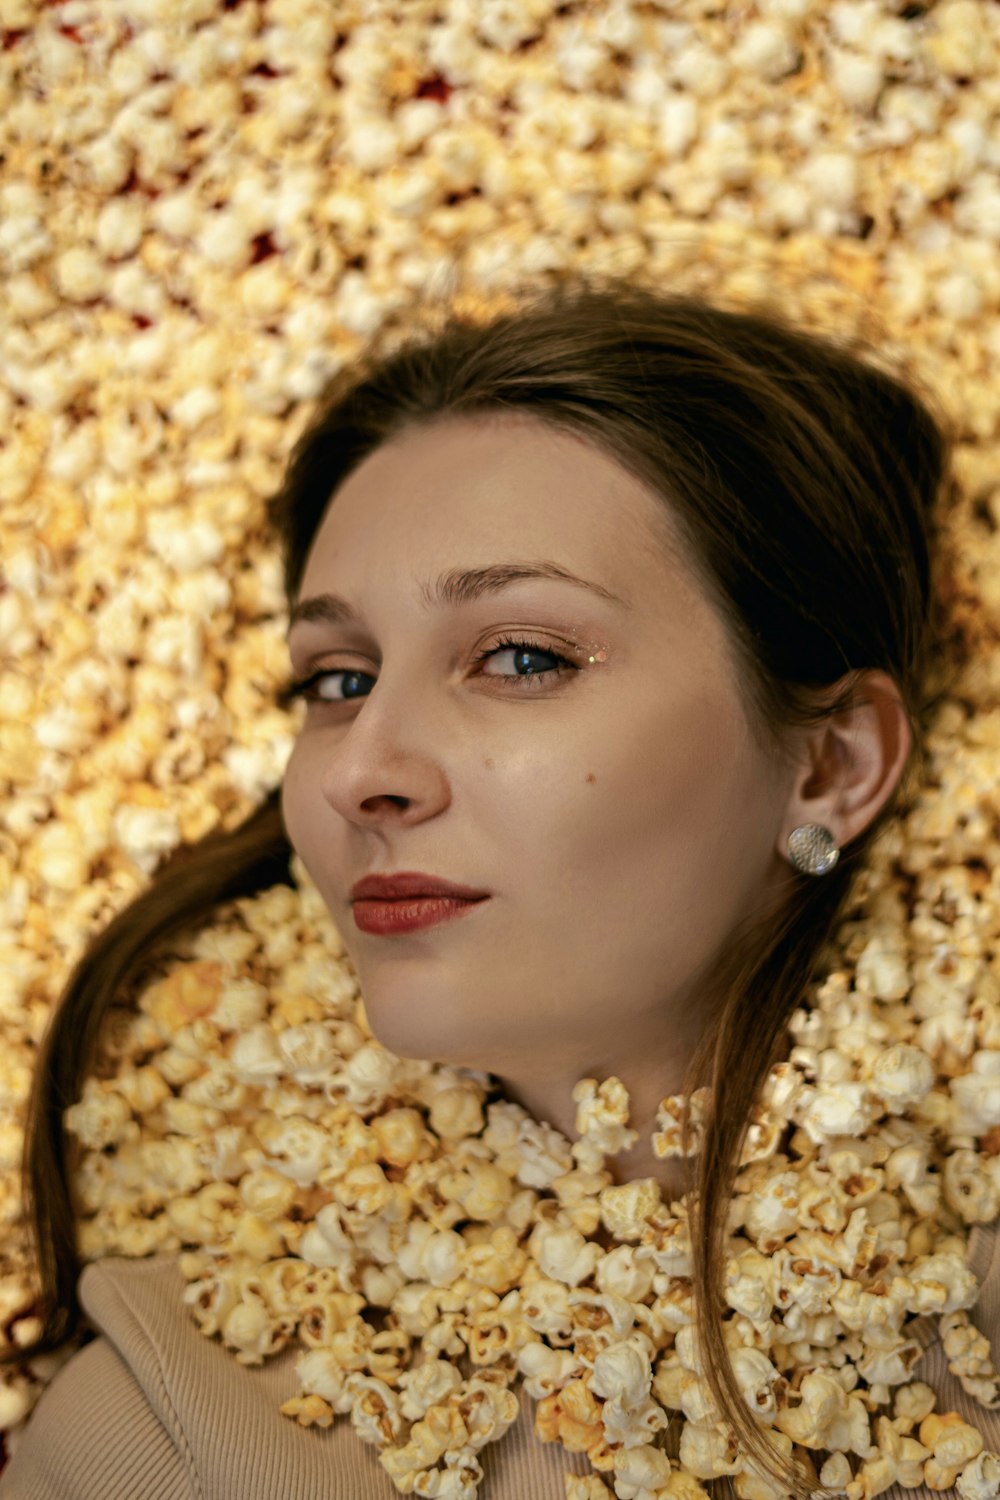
[316,672,452,828]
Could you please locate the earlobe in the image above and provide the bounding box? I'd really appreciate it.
[777,670,912,869]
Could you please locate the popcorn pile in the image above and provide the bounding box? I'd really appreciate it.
[13,827,993,1500]
[5,0,1000,1494]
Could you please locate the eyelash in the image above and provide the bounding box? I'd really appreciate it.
[276,635,577,710]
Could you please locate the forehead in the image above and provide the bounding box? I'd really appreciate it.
[299,411,685,601]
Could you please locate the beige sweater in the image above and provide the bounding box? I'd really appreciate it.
[1,1218,999,1500]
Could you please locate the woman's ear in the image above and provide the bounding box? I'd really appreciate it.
[777,670,912,864]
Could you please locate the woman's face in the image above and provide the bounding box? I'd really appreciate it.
[281,413,793,1094]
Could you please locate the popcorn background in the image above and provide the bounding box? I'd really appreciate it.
[4,0,1000,1496]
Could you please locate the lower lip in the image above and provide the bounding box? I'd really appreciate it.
[351,896,490,935]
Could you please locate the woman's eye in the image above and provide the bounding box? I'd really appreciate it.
[473,637,574,688]
[277,636,576,710]
[276,669,372,708]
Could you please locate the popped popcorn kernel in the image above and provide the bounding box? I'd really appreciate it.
[535,1379,604,1454]
[280,1392,335,1427]
[564,1475,611,1500]
[599,1178,663,1243]
[572,1076,638,1158]
[956,1450,1000,1500]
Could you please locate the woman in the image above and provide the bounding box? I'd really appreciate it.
[2,274,996,1500]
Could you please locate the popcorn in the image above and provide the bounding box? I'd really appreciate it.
[939,1308,1000,1407]
[521,1276,575,1343]
[773,1370,871,1452]
[348,1374,403,1445]
[0,213,53,273]
[140,1136,208,1196]
[52,247,105,303]
[373,1108,435,1170]
[212,977,270,1032]
[397,1225,465,1289]
[590,1338,654,1408]
[298,1203,354,1273]
[850,1415,931,1496]
[944,1149,1000,1224]
[572,1077,638,1158]
[145,510,226,573]
[595,1245,656,1304]
[826,50,884,112]
[678,1422,741,1481]
[95,198,145,261]
[335,1039,399,1111]
[728,1349,782,1422]
[895,1381,939,1428]
[333,1162,398,1219]
[870,1043,935,1110]
[724,1246,777,1333]
[63,1078,135,1151]
[638,1210,693,1278]
[598,1179,662,1243]
[653,1089,710,1160]
[951,1054,1000,1134]
[564,1478,611,1500]
[280,1391,335,1428]
[438,1160,512,1221]
[276,1021,343,1086]
[799,1081,874,1143]
[395,1359,462,1421]
[956,1451,1000,1500]
[223,1292,291,1366]
[529,1221,603,1289]
[652,1355,717,1423]
[730,23,801,84]
[906,1251,984,1317]
[611,1440,673,1498]
[511,1116,575,1190]
[517,1339,580,1399]
[535,1378,605,1456]
[256,1114,338,1188]
[920,1411,986,1488]
[742,1169,800,1251]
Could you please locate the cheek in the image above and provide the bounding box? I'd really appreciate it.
[477,737,604,876]
[523,689,773,902]
[280,748,342,897]
[589,685,742,813]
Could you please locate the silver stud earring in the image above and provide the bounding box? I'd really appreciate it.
[787,824,840,876]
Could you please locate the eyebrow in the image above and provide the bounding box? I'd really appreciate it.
[286,561,628,635]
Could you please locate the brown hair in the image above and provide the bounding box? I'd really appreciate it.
[5,270,956,1497]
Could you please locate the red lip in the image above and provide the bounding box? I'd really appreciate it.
[350,871,491,902]
[352,895,488,936]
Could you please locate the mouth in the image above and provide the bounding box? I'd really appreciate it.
[351,893,491,936]
[350,871,491,903]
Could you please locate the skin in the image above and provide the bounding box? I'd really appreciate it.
[281,411,911,1198]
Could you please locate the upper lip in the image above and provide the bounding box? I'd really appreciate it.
[350,872,491,902]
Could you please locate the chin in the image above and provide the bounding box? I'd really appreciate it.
[359,1000,486,1072]
[360,999,449,1065]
